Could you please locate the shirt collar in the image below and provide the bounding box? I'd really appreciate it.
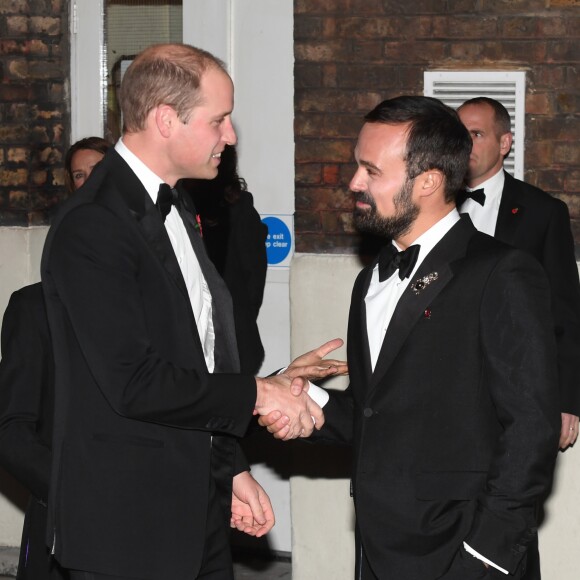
[115,138,164,203]
[467,168,505,207]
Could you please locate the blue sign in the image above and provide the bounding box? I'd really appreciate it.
[262,216,292,265]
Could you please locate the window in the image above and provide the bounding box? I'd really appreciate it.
[424,71,526,179]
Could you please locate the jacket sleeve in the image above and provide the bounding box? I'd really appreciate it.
[540,199,580,414]
[44,203,257,436]
[464,249,560,574]
[0,288,52,501]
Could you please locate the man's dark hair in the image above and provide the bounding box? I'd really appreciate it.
[458,96,512,137]
[364,96,472,203]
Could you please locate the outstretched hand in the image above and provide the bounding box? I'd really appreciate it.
[284,338,348,381]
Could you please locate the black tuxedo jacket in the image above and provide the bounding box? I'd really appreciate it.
[0,283,67,579]
[40,149,257,580]
[493,171,580,414]
[317,217,560,579]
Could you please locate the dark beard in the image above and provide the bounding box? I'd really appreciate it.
[353,178,419,240]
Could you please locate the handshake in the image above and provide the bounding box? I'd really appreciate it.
[254,338,347,441]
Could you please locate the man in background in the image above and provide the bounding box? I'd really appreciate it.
[457,97,580,450]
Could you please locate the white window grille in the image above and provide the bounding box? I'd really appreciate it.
[424,71,526,179]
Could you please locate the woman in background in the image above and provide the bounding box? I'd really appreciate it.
[64,136,110,193]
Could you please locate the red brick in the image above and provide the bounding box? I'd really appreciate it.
[296,163,323,185]
[556,93,579,114]
[294,16,324,39]
[449,15,498,38]
[483,0,546,10]
[322,63,338,88]
[335,17,405,39]
[295,210,323,233]
[548,39,578,61]
[0,124,29,142]
[538,16,568,36]
[525,140,554,167]
[0,0,29,14]
[323,164,341,185]
[6,15,28,33]
[7,58,28,79]
[7,147,28,163]
[531,66,566,90]
[549,0,580,6]
[295,186,353,210]
[528,117,580,141]
[553,142,580,164]
[526,93,552,115]
[295,40,351,63]
[2,168,28,186]
[500,17,538,38]
[51,167,66,187]
[30,16,61,34]
[564,170,580,192]
[31,169,47,186]
[384,41,447,63]
[295,138,353,163]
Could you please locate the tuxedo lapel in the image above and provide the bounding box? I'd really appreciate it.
[177,188,240,373]
[350,266,374,388]
[368,216,475,394]
[137,203,191,301]
[494,171,526,244]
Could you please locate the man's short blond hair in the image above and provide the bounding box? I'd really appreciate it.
[119,43,227,133]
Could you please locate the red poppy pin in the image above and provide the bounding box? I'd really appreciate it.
[424,308,432,319]
[195,214,203,237]
[511,207,519,215]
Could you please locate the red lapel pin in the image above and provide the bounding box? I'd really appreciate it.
[511,207,519,215]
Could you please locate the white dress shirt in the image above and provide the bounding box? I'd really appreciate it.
[459,168,505,236]
[366,209,460,371]
[115,139,216,372]
[364,208,508,575]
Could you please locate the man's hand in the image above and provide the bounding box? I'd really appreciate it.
[231,471,274,537]
[258,410,295,441]
[284,338,348,381]
[559,412,579,450]
[255,374,324,439]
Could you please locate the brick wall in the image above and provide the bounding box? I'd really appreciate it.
[294,0,580,254]
[0,0,69,226]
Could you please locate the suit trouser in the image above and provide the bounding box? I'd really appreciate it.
[69,477,233,580]
[357,542,522,580]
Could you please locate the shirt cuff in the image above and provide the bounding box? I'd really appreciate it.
[463,542,508,575]
[277,368,329,408]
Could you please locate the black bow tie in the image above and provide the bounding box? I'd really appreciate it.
[156,183,182,222]
[378,244,421,282]
[457,188,486,207]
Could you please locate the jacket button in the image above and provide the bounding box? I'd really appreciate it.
[363,407,373,418]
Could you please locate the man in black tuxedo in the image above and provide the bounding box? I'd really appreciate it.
[263,96,560,578]
[40,44,337,580]
[457,97,580,450]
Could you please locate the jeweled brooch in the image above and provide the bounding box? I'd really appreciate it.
[411,272,439,295]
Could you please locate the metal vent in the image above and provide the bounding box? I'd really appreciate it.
[424,71,526,179]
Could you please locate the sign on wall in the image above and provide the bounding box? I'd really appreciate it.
[262,215,293,268]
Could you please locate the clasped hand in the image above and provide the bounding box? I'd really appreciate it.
[254,338,347,440]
